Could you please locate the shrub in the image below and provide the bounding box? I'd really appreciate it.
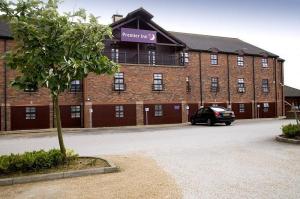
[282,124,300,138]
[0,149,78,175]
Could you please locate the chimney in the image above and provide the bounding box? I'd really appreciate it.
[112,14,123,23]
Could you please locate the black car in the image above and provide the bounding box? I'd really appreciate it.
[190,106,235,126]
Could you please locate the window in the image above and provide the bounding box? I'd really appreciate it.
[210,54,218,65]
[113,72,125,91]
[70,80,81,92]
[211,77,219,92]
[24,83,37,92]
[115,105,124,118]
[262,58,268,67]
[71,106,81,118]
[154,105,163,116]
[111,48,119,63]
[148,50,156,65]
[237,78,245,93]
[237,56,244,66]
[239,104,245,113]
[263,103,269,112]
[186,77,191,93]
[180,52,189,65]
[153,73,164,91]
[25,107,36,120]
[262,79,269,93]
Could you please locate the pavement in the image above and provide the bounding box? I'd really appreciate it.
[0,119,300,199]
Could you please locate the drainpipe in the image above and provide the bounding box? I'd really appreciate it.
[4,40,7,131]
[199,52,203,106]
[81,78,85,128]
[227,54,231,107]
[274,58,278,117]
[252,56,256,118]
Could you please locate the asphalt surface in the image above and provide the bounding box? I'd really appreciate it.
[0,119,299,199]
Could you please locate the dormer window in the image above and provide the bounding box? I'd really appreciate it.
[210,54,218,65]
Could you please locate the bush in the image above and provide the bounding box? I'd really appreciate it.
[0,149,78,175]
[282,124,300,138]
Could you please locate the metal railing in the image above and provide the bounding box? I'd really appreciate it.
[103,51,184,66]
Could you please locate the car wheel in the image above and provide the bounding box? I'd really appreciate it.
[207,118,214,126]
[191,119,196,125]
[225,122,231,126]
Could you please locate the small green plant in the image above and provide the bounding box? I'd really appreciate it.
[282,124,300,138]
[0,149,78,175]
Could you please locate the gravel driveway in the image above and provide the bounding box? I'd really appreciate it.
[0,119,299,199]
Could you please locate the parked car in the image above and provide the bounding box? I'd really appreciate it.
[190,106,235,126]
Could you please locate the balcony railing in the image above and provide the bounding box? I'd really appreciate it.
[103,51,185,66]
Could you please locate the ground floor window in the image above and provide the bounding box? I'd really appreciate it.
[71,106,81,118]
[239,104,245,113]
[154,105,163,116]
[263,103,269,112]
[115,105,124,118]
[26,107,36,120]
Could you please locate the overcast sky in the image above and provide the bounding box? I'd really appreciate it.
[59,0,300,88]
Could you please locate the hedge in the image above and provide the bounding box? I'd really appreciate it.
[282,124,300,138]
[0,149,77,175]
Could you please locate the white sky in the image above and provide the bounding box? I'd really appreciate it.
[57,0,300,89]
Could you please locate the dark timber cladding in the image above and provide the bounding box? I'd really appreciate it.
[143,104,182,125]
[92,104,136,127]
[0,8,285,131]
[11,106,50,130]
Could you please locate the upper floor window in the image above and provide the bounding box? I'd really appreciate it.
[211,77,219,92]
[70,80,81,93]
[153,73,164,91]
[210,54,218,65]
[111,48,119,63]
[113,72,125,91]
[25,107,36,120]
[186,77,191,93]
[239,104,245,113]
[180,52,189,65]
[262,58,268,68]
[262,79,269,93]
[115,105,124,118]
[237,56,244,66]
[237,78,245,93]
[24,83,38,92]
[71,106,81,118]
[148,50,156,65]
[154,105,163,116]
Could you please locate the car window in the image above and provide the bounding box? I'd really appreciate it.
[197,109,203,114]
[204,108,210,113]
[211,107,227,112]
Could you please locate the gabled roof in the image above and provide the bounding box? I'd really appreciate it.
[110,7,185,47]
[170,31,278,57]
[285,85,300,97]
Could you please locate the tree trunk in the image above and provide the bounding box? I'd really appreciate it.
[53,95,67,158]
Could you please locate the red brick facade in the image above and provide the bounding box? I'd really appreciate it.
[0,8,285,131]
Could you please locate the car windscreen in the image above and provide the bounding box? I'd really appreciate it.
[210,107,227,112]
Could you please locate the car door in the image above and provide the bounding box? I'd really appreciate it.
[195,108,204,123]
[201,108,211,122]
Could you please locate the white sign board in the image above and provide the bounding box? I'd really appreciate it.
[145,108,149,112]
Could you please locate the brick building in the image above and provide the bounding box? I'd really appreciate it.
[0,8,285,131]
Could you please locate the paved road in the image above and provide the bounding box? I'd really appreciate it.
[1,119,300,199]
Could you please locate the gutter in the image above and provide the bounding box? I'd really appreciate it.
[227,54,231,106]
[199,52,203,106]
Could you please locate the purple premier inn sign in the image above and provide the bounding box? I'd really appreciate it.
[121,28,157,44]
